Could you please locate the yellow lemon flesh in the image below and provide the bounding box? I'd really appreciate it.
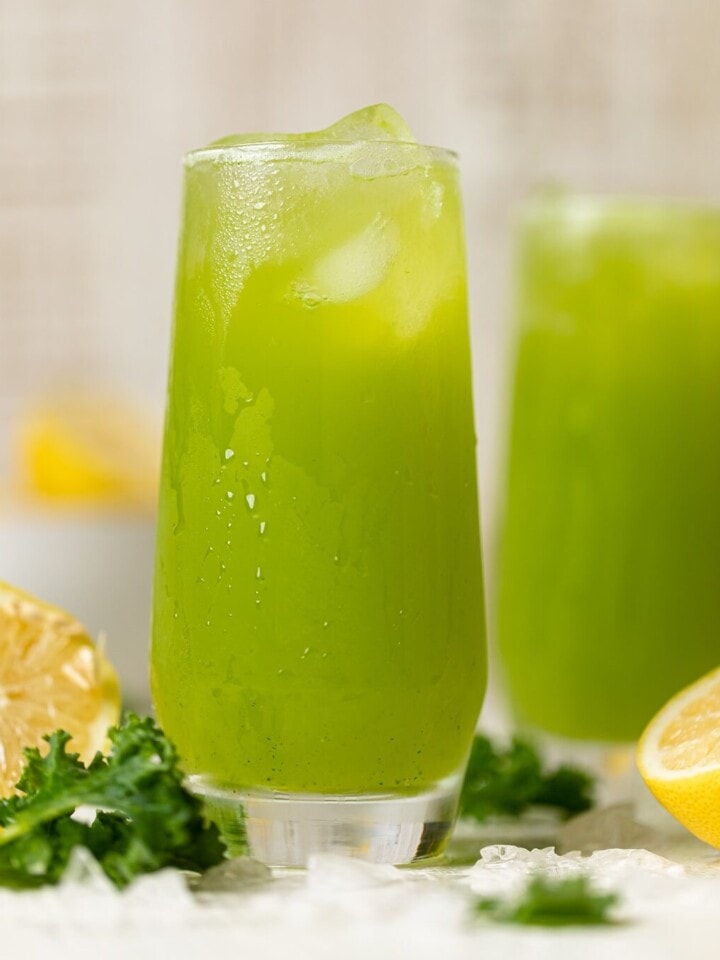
[0,582,120,796]
[637,664,720,847]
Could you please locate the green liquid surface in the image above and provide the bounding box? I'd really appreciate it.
[152,138,486,793]
[498,195,720,741]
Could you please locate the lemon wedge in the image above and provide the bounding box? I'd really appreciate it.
[637,664,720,847]
[0,582,120,796]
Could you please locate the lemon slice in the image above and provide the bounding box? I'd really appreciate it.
[0,582,120,796]
[637,665,720,847]
[16,394,159,509]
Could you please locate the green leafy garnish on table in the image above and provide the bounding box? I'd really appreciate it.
[474,875,619,926]
[0,714,225,889]
[459,734,594,822]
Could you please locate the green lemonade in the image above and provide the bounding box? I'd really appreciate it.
[152,108,486,796]
[498,193,720,742]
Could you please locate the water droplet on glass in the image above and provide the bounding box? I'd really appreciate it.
[246,493,256,510]
[323,621,329,628]
[253,201,266,210]
[260,471,267,483]
[226,491,234,499]
[225,448,235,460]
[259,521,266,535]
[256,566,262,579]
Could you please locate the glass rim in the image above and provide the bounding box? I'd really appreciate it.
[525,187,720,222]
[184,139,458,168]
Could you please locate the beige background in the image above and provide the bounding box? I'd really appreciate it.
[2,0,720,627]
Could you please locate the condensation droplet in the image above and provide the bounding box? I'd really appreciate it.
[227,490,234,499]
[246,493,256,510]
[259,521,266,535]
[225,448,235,460]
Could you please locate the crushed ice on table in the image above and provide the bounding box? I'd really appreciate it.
[306,854,402,893]
[0,849,199,928]
[3,840,720,939]
[250,855,468,930]
[557,803,666,855]
[194,856,272,894]
[467,842,699,924]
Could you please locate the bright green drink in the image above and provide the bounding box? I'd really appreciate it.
[151,107,486,862]
[498,193,720,743]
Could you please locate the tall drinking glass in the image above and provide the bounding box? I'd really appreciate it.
[498,192,720,756]
[151,127,486,865]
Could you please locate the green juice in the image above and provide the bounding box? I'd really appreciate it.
[151,109,486,797]
[498,193,720,742]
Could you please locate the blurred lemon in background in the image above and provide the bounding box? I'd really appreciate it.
[14,394,159,510]
[638,665,720,848]
[0,582,121,796]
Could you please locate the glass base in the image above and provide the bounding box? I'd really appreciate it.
[190,776,461,867]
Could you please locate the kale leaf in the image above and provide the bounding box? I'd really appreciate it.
[474,874,619,926]
[459,734,594,822]
[0,714,225,889]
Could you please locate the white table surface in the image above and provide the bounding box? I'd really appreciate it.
[6,810,720,960]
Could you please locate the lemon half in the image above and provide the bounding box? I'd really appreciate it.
[638,664,720,848]
[0,582,120,796]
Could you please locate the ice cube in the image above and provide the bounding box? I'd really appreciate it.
[296,214,399,304]
[206,104,416,150]
[557,803,666,855]
[319,103,416,143]
[306,854,402,893]
[59,846,116,894]
[468,845,582,898]
[195,856,272,893]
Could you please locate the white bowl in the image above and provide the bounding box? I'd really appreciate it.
[0,510,155,709]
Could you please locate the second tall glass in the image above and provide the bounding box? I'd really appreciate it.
[498,192,720,748]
